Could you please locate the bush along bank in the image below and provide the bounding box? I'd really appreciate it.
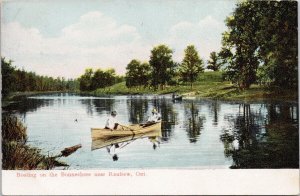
[2,115,68,170]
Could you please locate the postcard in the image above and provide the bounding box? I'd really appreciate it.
[1,0,299,195]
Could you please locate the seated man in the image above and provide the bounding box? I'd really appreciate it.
[105,111,119,130]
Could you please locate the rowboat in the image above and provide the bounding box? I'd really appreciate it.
[172,95,183,101]
[91,129,162,151]
[91,121,161,139]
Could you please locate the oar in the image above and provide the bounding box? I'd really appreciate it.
[119,124,149,135]
[119,124,134,131]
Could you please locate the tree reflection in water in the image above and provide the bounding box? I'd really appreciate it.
[184,101,205,143]
[151,97,177,142]
[209,100,220,126]
[3,95,54,121]
[126,97,149,124]
[93,99,115,115]
[220,103,299,168]
[80,98,115,116]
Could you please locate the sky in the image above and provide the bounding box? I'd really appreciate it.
[2,0,237,79]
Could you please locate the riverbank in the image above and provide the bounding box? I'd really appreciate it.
[2,90,77,107]
[2,115,68,169]
[84,71,298,102]
[2,72,297,103]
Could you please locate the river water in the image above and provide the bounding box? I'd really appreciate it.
[4,93,299,169]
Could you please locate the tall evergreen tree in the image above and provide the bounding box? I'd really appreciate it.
[207,51,220,71]
[179,45,204,89]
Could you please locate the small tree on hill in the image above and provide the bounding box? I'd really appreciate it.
[179,45,204,89]
[207,51,220,71]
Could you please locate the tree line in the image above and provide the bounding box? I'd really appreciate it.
[2,58,79,97]
[78,68,124,91]
[125,44,210,90]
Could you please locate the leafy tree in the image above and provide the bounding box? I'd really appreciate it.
[79,68,93,91]
[125,59,151,88]
[90,68,116,90]
[220,0,298,90]
[255,1,298,89]
[207,51,220,71]
[91,69,106,89]
[149,45,175,90]
[220,2,259,89]
[179,45,204,89]
[103,69,116,87]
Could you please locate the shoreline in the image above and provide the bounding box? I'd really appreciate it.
[1,87,298,108]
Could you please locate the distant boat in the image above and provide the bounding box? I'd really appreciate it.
[91,129,162,151]
[172,95,183,101]
[91,122,161,139]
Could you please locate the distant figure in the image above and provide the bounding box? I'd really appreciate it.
[147,108,161,124]
[172,92,176,100]
[105,111,119,130]
[74,119,78,122]
[172,92,182,101]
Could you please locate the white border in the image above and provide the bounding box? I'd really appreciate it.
[2,169,299,195]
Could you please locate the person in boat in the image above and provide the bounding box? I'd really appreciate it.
[142,108,161,127]
[148,108,161,122]
[105,111,119,130]
[172,92,176,100]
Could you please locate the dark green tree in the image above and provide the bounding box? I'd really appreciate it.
[255,1,298,89]
[220,2,259,89]
[179,45,204,89]
[90,68,116,90]
[220,0,298,90]
[103,69,116,87]
[149,45,175,90]
[1,58,16,96]
[79,68,93,91]
[125,59,151,88]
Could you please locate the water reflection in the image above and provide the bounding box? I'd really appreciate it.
[127,97,149,124]
[3,96,54,121]
[92,130,162,161]
[209,101,220,126]
[2,93,298,168]
[93,99,115,115]
[80,98,115,116]
[220,103,299,168]
[3,97,53,114]
[150,98,178,142]
[184,101,205,143]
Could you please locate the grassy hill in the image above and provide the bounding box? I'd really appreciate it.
[86,71,297,101]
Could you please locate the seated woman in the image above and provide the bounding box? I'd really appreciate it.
[142,108,161,127]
